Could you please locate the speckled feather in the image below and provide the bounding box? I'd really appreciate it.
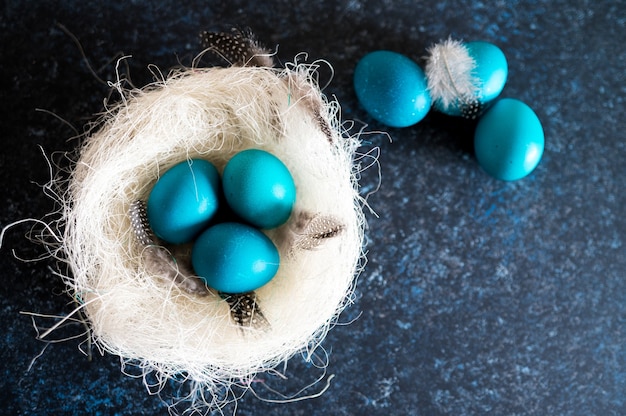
[221,292,269,329]
[129,200,154,246]
[199,29,274,68]
[129,200,209,296]
[292,212,345,251]
[315,109,334,143]
[461,98,483,120]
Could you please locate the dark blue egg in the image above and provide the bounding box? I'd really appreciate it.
[354,50,431,128]
[192,222,280,294]
[147,159,220,244]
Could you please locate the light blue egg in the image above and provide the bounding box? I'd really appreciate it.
[354,50,431,128]
[222,149,296,229]
[474,98,544,181]
[192,222,280,294]
[467,41,508,104]
[147,159,220,244]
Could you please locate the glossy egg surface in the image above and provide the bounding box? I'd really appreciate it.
[474,98,544,181]
[467,41,508,104]
[192,222,280,294]
[222,149,296,229]
[147,159,220,244]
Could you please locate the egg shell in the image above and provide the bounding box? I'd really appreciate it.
[474,98,544,181]
[147,159,220,244]
[354,50,432,128]
[467,41,508,104]
[222,149,296,229]
[192,222,280,294]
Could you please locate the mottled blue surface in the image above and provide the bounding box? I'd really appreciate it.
[1,1,625,415]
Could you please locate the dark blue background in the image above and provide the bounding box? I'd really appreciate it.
[1,1,625,415]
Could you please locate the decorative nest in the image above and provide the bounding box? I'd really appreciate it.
[48,30,366,411]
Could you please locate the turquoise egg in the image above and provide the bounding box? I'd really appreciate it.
[467,41,508,103]
[437,41,508,117]
[192,222,280,294]
[222,149,296,229]
[474,98,544,181]
[354,50,431,128]
[147,159,220,244]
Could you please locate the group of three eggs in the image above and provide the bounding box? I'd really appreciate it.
[354,40,545,181]
[146,149,296,294]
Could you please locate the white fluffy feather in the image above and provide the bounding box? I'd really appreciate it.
[425,38,479,111]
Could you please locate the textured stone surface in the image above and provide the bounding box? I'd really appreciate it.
[1,1,625,414]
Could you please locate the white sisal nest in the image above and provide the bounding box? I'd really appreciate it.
[56,59,366,409]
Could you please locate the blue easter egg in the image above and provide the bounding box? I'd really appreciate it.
[192,222,280,294]
[467,41,508,104]
[222,149,296,229]
[474,98,544,181]
[147,159,220,244]
[354,50,431,128]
